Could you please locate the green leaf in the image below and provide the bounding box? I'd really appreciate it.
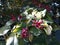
[29,26,41,36]
[45,12,53,22]
[18,38,25,45]
[20,22,27,28]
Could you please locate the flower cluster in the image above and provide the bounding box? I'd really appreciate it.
[12,7,53,39]
[32,19,44,29]
[32,19,52,35]
[23,8,46,19]
[23,8,52,35]
[21,28,28,38]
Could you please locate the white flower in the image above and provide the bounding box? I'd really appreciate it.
[41,20,48,27]
[26,14,34,19]
[24,8,46,20]
[34,9,46,19]
[44,25,52,35]
[23,8,34,19]
[14,35,18,45]
[41,9,46,17]
[35,12,42,19]
[41,20,52,35]
[6,35,18,45]
[23,10,28,15]
[6,37,14,45]
[32,9,37,15]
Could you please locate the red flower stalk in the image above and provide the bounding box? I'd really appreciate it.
[21,28,28,38]
[32,19,44,29]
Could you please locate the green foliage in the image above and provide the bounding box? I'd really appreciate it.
[29,26,41,36]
